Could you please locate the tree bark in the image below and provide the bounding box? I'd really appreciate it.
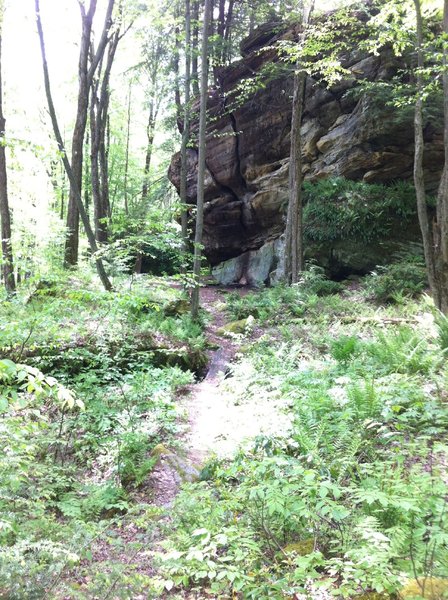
[191,0,200,97]
[123,83,132,215]
[191,0,211,319]
[141,103,155,202]
[435,0,448,313]
[284,3,313,284]
[0,19,14,293]
[91,31,120,242]
[180,0,192,258]
[90,73,103,239]
[173,14,183,132]
[413,0,440,307]
[35,0,112,291]
[64,0,114,266]
[140,38,164,202]
[285,68,306,283]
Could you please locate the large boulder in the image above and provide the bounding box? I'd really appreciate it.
[168,15,443,282]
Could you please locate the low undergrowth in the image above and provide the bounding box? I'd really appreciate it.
[0,274,198,598]
[1,272,448,599]
[155,288,448,599]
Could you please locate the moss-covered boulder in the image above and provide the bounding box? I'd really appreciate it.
[217,316,255,336]
[283,539,315,556]
[400,578,448,599]
[153,346,208,376]
[163,299,190,317]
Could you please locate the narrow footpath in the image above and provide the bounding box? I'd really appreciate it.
[149,285,290,507]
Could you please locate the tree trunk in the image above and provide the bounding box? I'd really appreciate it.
[63,0,114,266]
[191,0,200,97]
[413,0,439,306]
[90,74,103,240]
[35,0,112,291]
[284,4,313,284]
[91,31,120,242]
[173,16,183,132]
[64,3,94,266]
[435,0,448,313]
[180,0,192,258]
[191,0,211,319]
[123,83,132,215]
[0,23,14,293]
[285,68,306,283]
[141,104,155,202]
[216,0,234,65]
[103,114,111,222]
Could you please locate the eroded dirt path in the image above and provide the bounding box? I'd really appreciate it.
[149,285,290,507]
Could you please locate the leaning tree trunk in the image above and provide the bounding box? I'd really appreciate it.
[191,0,211,319]
[0,24,14,294]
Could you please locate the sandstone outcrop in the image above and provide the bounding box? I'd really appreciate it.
[168,17,443,284]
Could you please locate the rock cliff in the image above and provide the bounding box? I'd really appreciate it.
[168,17,443,284]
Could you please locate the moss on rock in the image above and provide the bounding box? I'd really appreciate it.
[217,316,255,336]
[400,578,448,599]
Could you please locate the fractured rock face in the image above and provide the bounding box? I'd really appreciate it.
[168,17,443,279]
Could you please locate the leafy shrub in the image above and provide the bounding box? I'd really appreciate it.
[363,250,427,303]
[106,210,187,276]
[225,269,340,323]
[434,310,448,352]
[226,285,304,321]
[117,433,157,488]
[298,264,343,296]
[330,335,361,362]
[303,178,421,245]
[360,328,438,376]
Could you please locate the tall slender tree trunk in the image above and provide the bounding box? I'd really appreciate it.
[63,0,115,266]
[180,0,192,258]
[0,15,14,293]
[64,3,94,266]
[435,0,448,313]
[284,4,313,284]
[35,0,112,291]
[191,0,211,319]
[90,75,103,239]
[91,31,120,242]
[103,115,112,222]
[191,0,200,97]
[173,12,183,132]
[141,103,155,202]
[413,0,440,307]
[123,84,132,215]
[285,68,306,283]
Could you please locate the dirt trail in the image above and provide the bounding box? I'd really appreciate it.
[149,285,291,508]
